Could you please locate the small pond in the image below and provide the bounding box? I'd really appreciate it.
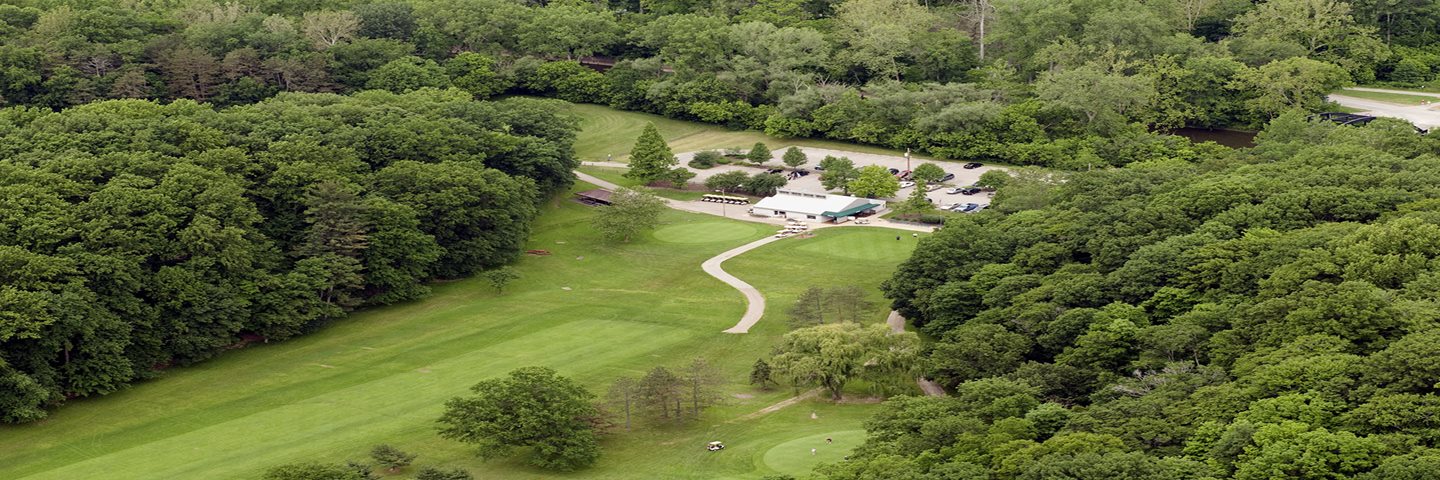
[1169,127,1257,148]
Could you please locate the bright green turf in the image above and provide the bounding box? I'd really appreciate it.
[562,101,939,162]
[0,184,911,480]
[793,228,923,263]
[654,222,759,244]
[1334,88,1440,106]
[762,430,866,476]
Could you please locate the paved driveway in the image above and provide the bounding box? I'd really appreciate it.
[1328,90,1440,130]
[676,146,999,208]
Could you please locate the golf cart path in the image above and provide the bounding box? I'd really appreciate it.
[735,388,823,421]
[1327,93,1440,129]
[574,169,932,334]
[1343,87,1440,98]
[710,236,784,333]
[886,311,947,397]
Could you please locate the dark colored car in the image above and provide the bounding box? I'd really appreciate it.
[963,162,983,169]
[888,168,900,175]
[961,188,981,195]
[940,172,955,182]
[797,170,810,176]
[767,168,784,174]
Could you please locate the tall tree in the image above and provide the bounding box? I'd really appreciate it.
[751,358,775,389]
[297,181,370,259]
[747,142,773,164]
[782,147,808,168]
[624,123,677,183]
[682,358,725,417]
[437,366,601,471]
[301,10,360,50]
[825,285,873,323]
[592,188,666,243]
[637,366,683,421]
[788,286,827,328]
[607,376,639,430]
[848,165,901,198]
[819,156,859,193]
[771,322,920,400]
[910,163,946,184]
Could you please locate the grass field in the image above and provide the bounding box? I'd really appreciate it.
[0,184,917,480]
[563,102,934,162]
[1334,88,1439,106]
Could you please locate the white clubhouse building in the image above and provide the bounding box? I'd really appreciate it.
[750,189,886,223]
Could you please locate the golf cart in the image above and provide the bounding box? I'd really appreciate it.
[707,441,726,451]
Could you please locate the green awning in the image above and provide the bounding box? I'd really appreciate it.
[823,203,880,218]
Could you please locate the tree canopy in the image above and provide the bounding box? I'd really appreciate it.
[0,91,577,422]
[437,366,602,471]
[829,115,1440,479]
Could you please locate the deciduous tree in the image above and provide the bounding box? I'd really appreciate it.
[770,322,920,399]
[592,188,666,242]
[848,165,901,198]
[437,366,601,471]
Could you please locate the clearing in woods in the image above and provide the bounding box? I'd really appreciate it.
[0,183,920,479]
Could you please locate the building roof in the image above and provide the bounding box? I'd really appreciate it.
[823,203,882,218]
[753,189,880,217]
[575,189,614,204]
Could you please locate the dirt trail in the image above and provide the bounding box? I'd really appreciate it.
[886,311,947,397]
[735,388,822,421]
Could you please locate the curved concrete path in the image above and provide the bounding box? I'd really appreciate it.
[573,169,931,333]
[886,311,947,396]
[708,236,783,333]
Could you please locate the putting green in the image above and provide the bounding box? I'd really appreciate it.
[762,430,866,476]
[653,221,758,243]
[793,228,920,262]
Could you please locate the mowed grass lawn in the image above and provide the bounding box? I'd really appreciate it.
[562,101,936,162]
[0,184,913,480]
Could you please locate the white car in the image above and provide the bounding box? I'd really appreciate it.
[899,181,916,188]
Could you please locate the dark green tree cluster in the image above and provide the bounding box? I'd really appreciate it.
[438,366,602,471]
[822,115,1440,478]
[607,358,725,429]
[0,91,578,423]
[1,0,1434,168]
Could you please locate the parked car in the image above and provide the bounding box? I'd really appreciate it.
[899,170,913,180]
[959,203,981,212]
[899,181,916,188]
[946,187,963,194]
[940,172,955,182]
[963,162,983,169]
[797,169,810,176]
[888,168,900,175]
[814,164,825,171]
[961,187,982,195]
[766,168,784,174]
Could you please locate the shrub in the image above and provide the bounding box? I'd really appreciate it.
[689,150,723,169]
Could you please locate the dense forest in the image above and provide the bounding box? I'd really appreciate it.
[862,114,1440,478]
[0,91,577,422]
[1,0,1438,168]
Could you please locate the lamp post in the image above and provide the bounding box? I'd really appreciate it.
[715,189,727,217]
[905,148,911,172]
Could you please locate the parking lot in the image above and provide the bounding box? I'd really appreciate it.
[678,146,999,210]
